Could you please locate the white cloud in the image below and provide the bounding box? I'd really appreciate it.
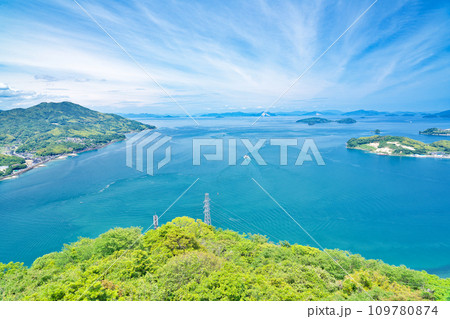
[0,83,36,99]
[0,0,449,112]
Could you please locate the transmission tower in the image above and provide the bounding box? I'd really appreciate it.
[153,214,158,229]
[203,193,211,225]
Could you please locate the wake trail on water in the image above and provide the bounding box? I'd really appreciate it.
[99,181,116,193]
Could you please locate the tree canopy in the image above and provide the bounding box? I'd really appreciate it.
[0,102,154,156]
[1,217,449,301]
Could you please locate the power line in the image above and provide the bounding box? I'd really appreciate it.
[210,200,285,243]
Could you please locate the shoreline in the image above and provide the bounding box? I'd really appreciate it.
[0,139,121,182]
[348,146,450,159]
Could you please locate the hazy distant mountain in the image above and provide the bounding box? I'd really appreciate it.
[119,113,180,119]
[385,112,417,117]
[200,110,343,117]
[114,109,449,119]
[275,110,342,116]
[200,111,276,117]
[342,109,387,116]
[272,111,307,116]
[423,110,450,118]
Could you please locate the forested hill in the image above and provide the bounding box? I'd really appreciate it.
[0,102,154,156]
[1,217,449,301]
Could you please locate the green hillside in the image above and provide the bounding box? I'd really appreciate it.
[0,154,26,176]
[1,217,448,301]
[419,128,450,136]
[0,102,154,156]
[347,135,450,156]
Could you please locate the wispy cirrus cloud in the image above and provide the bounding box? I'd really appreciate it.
[0,0,449,113]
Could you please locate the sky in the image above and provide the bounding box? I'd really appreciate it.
[0,0,449,114]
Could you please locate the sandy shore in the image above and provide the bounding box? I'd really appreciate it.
[349,146,450,159]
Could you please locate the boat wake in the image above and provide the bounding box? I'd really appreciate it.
[99,181,116,193]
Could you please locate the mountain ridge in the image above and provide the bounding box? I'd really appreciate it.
[0,101,153,177]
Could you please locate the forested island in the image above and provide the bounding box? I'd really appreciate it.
[336,118,357,124]
[0,217,449,301]
[296,117,357,125]
[419,128,450,136]
[0,102,153,178]
[347,135,450,158]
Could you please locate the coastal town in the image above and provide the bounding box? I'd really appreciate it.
[0,144,74,180]
[0,101,153,180]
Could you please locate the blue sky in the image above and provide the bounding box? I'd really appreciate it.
[0,0,449,114]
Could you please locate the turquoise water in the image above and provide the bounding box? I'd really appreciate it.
[1,116,449,277]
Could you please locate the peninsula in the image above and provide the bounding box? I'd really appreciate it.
[419,128,450,136]
[347,135,450,158]
[0,102,153,178]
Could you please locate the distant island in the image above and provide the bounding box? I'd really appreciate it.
[423,110,450,118]
[296,117,332,125]
[347,135,450,158]
[115,109,450,119]
[119,113,179,119]
[336,118,357,124]
[385,112,416,117]
[200,111,276,118]
[296,117,357,125]
[0,102,153,179]
[1,216,449,301]
[342,109,386,116]
[419,128,450,136]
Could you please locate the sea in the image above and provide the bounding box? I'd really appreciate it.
[1,115,449,277]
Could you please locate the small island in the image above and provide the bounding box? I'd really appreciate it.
[0,102,154,179]
[419,128,450,136]
[296,117,357,125]
[336,118,357,124]
[296,117,332,125]
[347,135,450,158]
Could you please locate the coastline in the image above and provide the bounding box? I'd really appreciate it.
[0,139,121,182]
[0,126,155,182]
[348,146,450,159]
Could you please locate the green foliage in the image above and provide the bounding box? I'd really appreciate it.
[430,140,450,153]
[1,217,449,301]
[0,102,154,156]
[0,154,26,176]
[0,154,24,166]
[419,128,450,136]
[347,135,450,156]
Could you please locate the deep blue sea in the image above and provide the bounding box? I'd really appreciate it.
[1,116,449,277]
